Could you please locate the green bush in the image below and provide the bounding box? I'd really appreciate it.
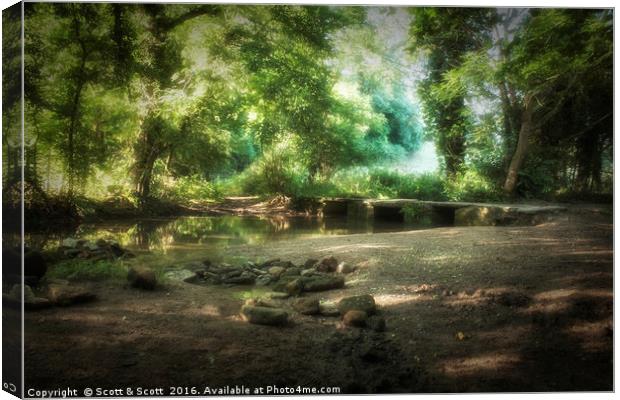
[444,170,501,202]
[46,259,128,281]
[165,175,221,202]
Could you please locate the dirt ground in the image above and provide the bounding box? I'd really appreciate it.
[22,205,613,394]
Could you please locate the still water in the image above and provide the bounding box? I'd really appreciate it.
[19,215,424,257]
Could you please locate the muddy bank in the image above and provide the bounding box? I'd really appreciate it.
[22,206,612,393]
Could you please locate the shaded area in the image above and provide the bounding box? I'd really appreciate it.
[23,206,612,393]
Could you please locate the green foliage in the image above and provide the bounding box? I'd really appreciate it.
[18,4,612,212]
[444,170,501,202]
[46,259,128,281]
[163,175,221,203]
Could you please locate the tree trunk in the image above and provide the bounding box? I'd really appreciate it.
[503,94,534,195]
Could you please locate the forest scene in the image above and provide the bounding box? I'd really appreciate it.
[2,3,613,394]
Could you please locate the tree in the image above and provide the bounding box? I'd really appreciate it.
[409,7,496,177]
[500,9,612,194]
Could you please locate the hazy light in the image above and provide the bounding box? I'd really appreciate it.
[390,141,439,174]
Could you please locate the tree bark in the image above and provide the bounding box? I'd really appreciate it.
[503,94,534,195]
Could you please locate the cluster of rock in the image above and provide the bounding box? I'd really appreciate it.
[186,256,355,296]
[3,280,97,311]
[58,238,134,261]
[240,293,386,332]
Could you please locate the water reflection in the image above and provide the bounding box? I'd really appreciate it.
[16,215,430,254]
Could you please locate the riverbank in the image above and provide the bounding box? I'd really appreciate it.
[21,205,612,392]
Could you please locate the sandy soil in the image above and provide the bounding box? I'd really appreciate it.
[22,206,613,394]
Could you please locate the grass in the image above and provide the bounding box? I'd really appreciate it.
[46,259,129,282]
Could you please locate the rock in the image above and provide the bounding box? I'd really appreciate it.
[338,294,376,315]
[46,283,96,306]
[271,275,297,292]
[96,238,108,247]
[251,268,268,275]
[25,297,52,310]
[302,275,345,292]
[224,271,255,285]
[271,260,295,269]
[316,256,339,272]
[63,248,81,258]
[264,292,290,300]
[367,316,386,332]
[319,300,340,317]
[83,242,99,251]
[23,285,52,310]
[240,305,288,326]
[60,238,79,248]
[281,267,301,277]
[109,243,125,258]
[25,250,47,280]
[304,258,319,268]
[268,266,286,278]
[301,268,317,277]
[164,269,195,282]
[255,274,273,286]
[343,310,367,327]
[285,278,304,296]
[260,258,281,268]
[222,268,243,280]
[127,266,157,290]
[336,262,355,274]
[245,298,279,308]
[292,297,320,315]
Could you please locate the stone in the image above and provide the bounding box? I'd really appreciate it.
[264,292,290,300]
[292,297,320,315]
[60,238,79,248]
[222,269,243,280]
[271,276,295,293]
[301,268,316,277]
[251,268,268,275]
[285,278,304,296]
[224,271,255,285]
[127,266,157,290]
[46,283,96,306]
[260,258,281,268]
[271,260,295,269]
[268,266,286,278]
[63,248,81,258]
[25,297,53,310]
[83,242,99,251]
[316,256,339,272]
[244,298,279,308]
[281,267,301,277]
[343,310,367,327]
[240,305,288,326]
[255,274,273,286]
[338,294,376,315]
[302,275,345,292]
[336,262,355,274]
[164,269,196,282]
[319,300,340,317]
[367,316,386,332]
[109,243,125,258]
[303,258,319,268]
